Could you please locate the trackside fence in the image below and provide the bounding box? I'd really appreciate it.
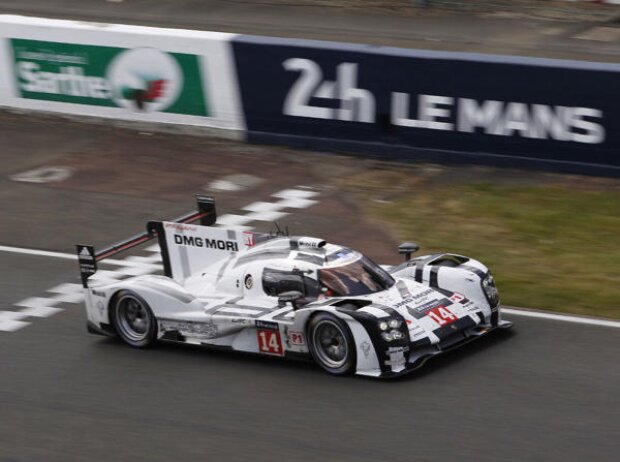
[231,35,620,176]
[0,15,245,133]
[1,15,619,176]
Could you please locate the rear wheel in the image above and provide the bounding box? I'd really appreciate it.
[308,313,356,375]
[111,290,157,348]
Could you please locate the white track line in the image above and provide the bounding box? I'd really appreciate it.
[1,186,322,333]
[3,189,617,331]
[2,246,618,329]
[0,245,158,268]
[502,308,620,329]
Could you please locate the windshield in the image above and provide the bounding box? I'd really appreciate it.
[318,256,394,296]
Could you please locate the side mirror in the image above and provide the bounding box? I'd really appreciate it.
[278,290,304,310]
[398,242,420,262]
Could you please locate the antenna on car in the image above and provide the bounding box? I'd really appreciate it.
[273,222,290,237]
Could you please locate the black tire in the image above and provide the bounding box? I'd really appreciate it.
[110,290,157,348]
[307,312,356,375]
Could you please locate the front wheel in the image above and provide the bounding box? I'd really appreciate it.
[111,290,157,348]
[308,313,356,375]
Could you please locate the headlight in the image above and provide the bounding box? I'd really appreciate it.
[392,331,404,340]
[381,329,405,342]
[379,319,401,331]
[482,274,499,307]
[379,319,407,342]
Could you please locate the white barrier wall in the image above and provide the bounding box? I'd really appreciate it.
[0,15,245,131]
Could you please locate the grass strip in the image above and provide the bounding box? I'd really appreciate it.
[343,168,620,319]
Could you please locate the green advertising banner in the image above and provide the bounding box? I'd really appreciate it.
[10,39,210,116]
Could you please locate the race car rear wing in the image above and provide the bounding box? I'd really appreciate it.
[76,195,216,288]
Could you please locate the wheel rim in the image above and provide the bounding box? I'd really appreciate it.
[116,295,151,342]
[312,319,348,369]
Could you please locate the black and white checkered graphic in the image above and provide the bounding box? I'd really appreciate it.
[0,187,319,332]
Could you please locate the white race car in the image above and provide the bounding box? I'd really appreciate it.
[77,196,512,378]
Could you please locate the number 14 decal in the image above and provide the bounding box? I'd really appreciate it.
[427,306,458,326]
[257,329,284,356]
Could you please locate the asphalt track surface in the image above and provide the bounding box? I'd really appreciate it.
[0,3,619,459]
[1,112,619,462]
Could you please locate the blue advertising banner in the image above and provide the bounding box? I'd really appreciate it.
[232,36,620,176]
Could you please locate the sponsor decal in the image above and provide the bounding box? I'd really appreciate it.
[395,280,411,299]
[287,331,304,346]
[282,58,605,145]
[78,245,94,260]
[9,39,210,116]
[255,320,278,331]
[360,340,371,358]
[77,245,96,280]
[392,297,414,309]
[393,288,435,309]
[243,231,256,248]
[427,306,458,326]
[165,223,197,231]
[388,345,409,353]
[173,234,239,251]
[384,345,409,367]
[297,237,324,248]
[159,320,218,339]
[449,292,466,304]
[405,297,454,320]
